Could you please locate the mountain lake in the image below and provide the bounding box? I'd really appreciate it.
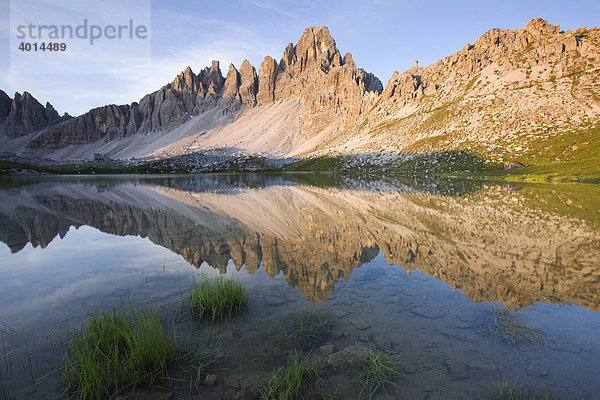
[0,174,599,399]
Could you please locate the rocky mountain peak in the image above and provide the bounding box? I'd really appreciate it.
[238,59,258,106]
[280,43,296,71]
[524,17,560,38]
[280,26,345,76]
[343,52,355,67]
[221,63,241,101]
[3,91,67,138]
[210,60,221,73]
[257,56,280,103]
[172,66,199,93]
[4,25,381,156]
[203,60,224,88]
[0,89,11,121]
[380,17,594,107]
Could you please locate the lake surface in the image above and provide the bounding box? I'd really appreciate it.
[0,174,599,399]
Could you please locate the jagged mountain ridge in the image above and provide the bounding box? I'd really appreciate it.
[0,91,71,139]
[0,26,382,160]
[320,18,600,161]
[0,19,598,163]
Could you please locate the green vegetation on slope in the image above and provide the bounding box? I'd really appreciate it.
[284,151,498,175]
[467,126,600,183]
[0,154,282,175]
[2,125,598,183]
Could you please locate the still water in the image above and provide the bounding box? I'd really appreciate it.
[0,174,599,399]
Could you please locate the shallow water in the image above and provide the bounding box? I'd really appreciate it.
[0,174,599,399]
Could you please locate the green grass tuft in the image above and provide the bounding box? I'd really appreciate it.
[355,346,400,400]
[189,276,248,320]
[487,305,556,347]
[491,380,570,400]
[261,351,319,400]
[62,304,177,399]
[283,307,331,348]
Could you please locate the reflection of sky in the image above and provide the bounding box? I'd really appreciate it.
[0,219,599,398]
[0,225,195,329]
[1,221,600,362]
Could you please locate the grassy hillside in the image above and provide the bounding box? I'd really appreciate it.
[472,126,600,183]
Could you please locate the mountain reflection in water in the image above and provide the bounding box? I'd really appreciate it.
[1,174,599,309]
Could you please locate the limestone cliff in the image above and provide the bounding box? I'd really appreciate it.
[325,19,600,162]
[1,18,598,165]
[0,91,70,139]
[3,26,381,160]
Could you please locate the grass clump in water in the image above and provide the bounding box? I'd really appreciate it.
[62,304,177,399]
[261,351,319,400]
[487,305,556,347]
[492,380,564,400]
[189,276,248,320]
[355,346,400,400]
[283,307,331,348]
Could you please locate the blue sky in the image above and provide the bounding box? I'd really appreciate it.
[1,0,599,116]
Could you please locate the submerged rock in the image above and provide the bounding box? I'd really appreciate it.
[204,374,217,386]
[320,344,334,356]
[444,359,469,380]
[526,363,549,377]
[351,318,371,330]
[326,345,363,368]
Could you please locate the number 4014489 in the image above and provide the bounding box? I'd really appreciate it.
[18,42,67,51]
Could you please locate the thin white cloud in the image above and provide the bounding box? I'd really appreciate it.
[2,5,275,114]
[242,0,302,20]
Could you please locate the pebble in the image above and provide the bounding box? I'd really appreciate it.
[527,363,549,377]
[351,318,371,330]
[401,363,417,374]
[204,374,217,386]
[320,344,334,356]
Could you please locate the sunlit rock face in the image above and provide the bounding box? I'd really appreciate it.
[10,26,381,158]
[5,18,599,162]
[1,177,599,308]
[345,19,600,159]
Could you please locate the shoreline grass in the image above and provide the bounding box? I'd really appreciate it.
[261,351,319,400]
[355,346,400,400]
[3,155,598,184]
[189,276,248,320]
[61,304,177,399]
[487,305,556,347]
[492,380,567,400]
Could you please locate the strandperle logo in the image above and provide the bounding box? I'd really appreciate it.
[15,19,149,45]
[10,0,151,75]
